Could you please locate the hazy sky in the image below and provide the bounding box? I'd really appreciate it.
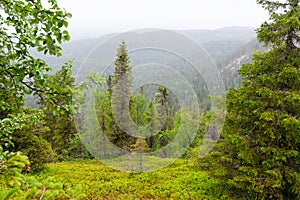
[57,0,269,40]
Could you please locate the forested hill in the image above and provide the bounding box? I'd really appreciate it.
[35,26,260,87]
[182,27,256,66]
[28,27,263,111]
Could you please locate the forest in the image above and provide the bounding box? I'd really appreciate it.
[0,0,299,199]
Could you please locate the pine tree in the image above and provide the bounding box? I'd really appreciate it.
[208,1,300,199]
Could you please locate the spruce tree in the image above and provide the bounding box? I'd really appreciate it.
[146,101,160,149]
[111,41,135,149]
[155,87,173,131]
[209,0,300,199]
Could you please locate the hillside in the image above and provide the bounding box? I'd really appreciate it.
[36,27,257,75]
[30,27,262,109]
[182,27,256,66]
[221,38,266,88]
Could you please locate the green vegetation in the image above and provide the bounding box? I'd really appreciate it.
[1,159,227,200]
[0,0,299,199]
[206,0,300,199]
[85,42,181,154]
[0,0,86,198]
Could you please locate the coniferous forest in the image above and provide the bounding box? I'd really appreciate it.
[0,0,299,199]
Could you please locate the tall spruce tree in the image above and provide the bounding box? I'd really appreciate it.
[208,0,300,199]
[111,41,135,149]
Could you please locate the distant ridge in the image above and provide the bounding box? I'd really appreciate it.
[33,26,261,89]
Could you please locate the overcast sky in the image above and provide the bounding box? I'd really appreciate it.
[57,0,269,40]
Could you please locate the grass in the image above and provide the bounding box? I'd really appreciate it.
[1,158,228,199]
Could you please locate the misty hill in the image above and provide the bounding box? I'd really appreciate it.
[221,38,266,89]
[35,26,263,92]
[38,27,255,70]
[181,27,256,66]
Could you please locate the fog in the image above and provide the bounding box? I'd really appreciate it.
[57,0,269,40]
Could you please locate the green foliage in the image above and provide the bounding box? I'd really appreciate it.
[130,94,148,127]
[0,159,225,199]
[40,61,75,115]
[4,74,80,168]
[0,112,39,150]
[257,0,300,50]
[0,0,84,198]
[1,151,29,187]
[0,0,73,152]
[155,87,173,131]
[10,109,56,171]
[144,101,160,149]
[0,0,72,118]
[13,133,56,171]
[206,1,300,199]
[0,151,84,199]
[1,175,85,200]
[60,134,92,161]
[112,41,132,86]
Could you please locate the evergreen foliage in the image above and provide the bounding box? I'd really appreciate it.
[207,1,300,199]
[111,41,136,149]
